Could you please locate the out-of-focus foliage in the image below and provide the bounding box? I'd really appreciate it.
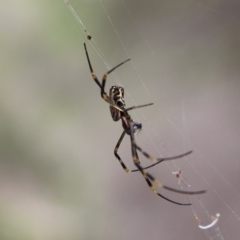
[1,0,240,239]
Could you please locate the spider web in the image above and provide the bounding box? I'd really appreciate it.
[63,0,240,239]
[2,0,239,239]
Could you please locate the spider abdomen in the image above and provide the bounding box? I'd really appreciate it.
[109,85,125,121]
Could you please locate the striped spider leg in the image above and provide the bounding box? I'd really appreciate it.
[130,128,205,205]
[84,43,206,205]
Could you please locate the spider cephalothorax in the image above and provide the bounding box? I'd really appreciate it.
[84,43,205,205]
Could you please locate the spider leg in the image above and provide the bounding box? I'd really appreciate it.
[134,141,205,195]
[134,162,191,206]
[101,59,130,98]
[84,43,102,89]
[133,139,193,164]
[84,43,153,114]
[124,102,154,112]
[115,130,146,173]
[114,131,131,173]
[129,123,205,205]
[145,171,205,195]
[101,59,130,111]
[114,131,162,172]
[129,125,190,205]
[84,43,124,112]
[131,150,193,172]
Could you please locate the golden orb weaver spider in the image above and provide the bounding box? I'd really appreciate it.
[84,43,205,205]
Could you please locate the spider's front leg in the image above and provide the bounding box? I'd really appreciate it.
[100,59,130,111]
[84,43,127,112]
[84,43,102,89]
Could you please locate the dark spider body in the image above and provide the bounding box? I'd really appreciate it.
[84,43,205,205]
[109,85,125,121]
[110,85,142,135]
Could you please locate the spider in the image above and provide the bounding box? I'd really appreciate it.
[84,43,205,205]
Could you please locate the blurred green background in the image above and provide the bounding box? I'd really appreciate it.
[1,0,240,239]
[1,1,107,239]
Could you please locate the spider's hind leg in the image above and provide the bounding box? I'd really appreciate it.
[114,131,131,173]
[114,130,142,173]
[134,162,191,206]
[129,123,205,205]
